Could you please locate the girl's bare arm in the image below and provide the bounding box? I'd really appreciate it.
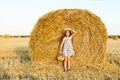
[59,38,64,54]
[70,29,76,37]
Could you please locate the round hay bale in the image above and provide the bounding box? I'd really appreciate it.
[29,9,108,64]
[110,36,119,40]
[4,34,11,38]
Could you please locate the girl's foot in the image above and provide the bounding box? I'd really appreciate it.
[68,69,71,71]
[64,70,67,72]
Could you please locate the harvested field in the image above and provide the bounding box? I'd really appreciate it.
[0,37,120,79]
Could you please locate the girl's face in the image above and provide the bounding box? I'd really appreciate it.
[66,30,70,37]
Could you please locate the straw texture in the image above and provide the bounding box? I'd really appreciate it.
[30,9,108,64]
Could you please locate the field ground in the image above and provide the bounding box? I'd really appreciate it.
[0,38,120,80]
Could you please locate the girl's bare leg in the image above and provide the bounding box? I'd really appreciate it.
[64,56,68,71]
[67,56,71,70]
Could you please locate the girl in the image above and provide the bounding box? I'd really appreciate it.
[60,28,76,72]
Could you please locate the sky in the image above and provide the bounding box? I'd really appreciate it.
[0,0,120,35]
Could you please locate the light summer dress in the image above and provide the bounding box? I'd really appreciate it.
[62,37,74,56]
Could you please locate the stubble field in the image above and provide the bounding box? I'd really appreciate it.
[0,37,120,80]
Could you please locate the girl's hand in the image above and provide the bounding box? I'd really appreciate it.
[72,53,75,56]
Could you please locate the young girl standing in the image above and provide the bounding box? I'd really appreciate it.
[60,28,76,72]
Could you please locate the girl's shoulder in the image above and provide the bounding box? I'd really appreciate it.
[62,37,66,43]
[63,37,68,41]
[63,37,66,40]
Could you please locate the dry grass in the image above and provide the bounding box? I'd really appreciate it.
[0,38,120,79]
[15,47,31,63]
[0,38,30,79]
[107,39,120,68]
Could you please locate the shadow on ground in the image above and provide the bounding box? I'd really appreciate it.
[15,47,31,63]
